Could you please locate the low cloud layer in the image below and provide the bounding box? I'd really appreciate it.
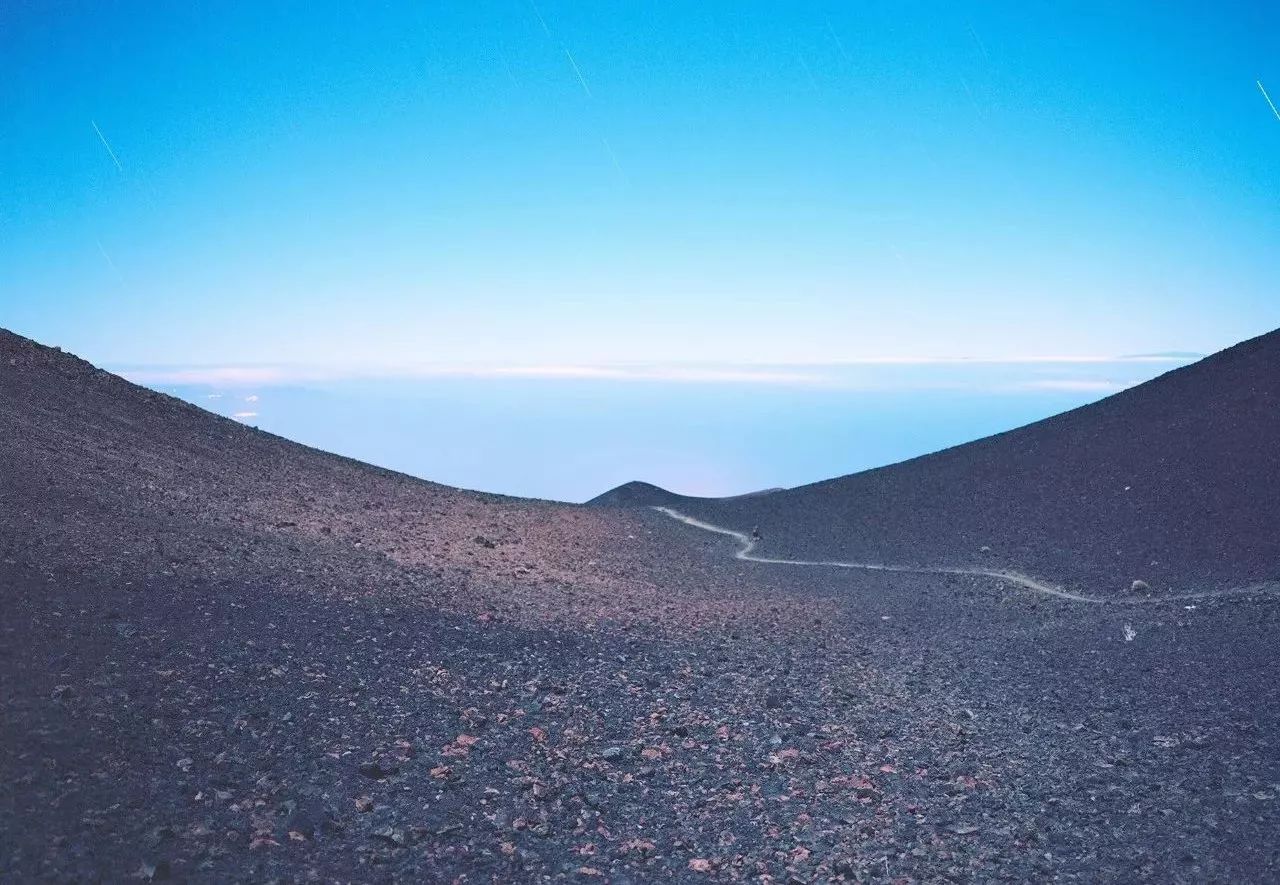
[1018,379,1127,393]
[120,353,1197,392]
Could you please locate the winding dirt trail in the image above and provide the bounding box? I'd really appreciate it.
[652,505,1279,606]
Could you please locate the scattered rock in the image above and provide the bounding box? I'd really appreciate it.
[371,826,406,846]
[358,761,399,780]
[135,859,170,881]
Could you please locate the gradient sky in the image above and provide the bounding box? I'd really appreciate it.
[2,1,1278,369]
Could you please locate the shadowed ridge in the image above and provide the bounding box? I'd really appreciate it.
[0,325,510,502]
[673,328,1280,594]
[584,480,682,507]
[586,481,788,507]
[2,327,113,379]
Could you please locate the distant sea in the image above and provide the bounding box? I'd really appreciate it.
[139,358,1195,503]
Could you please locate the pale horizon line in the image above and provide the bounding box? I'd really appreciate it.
[114,352,1200,391]
[115,352,1200,378]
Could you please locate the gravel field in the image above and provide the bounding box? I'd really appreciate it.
[3,328,1278,882]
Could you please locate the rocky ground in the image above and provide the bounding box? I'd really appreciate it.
[3,329,1279,882]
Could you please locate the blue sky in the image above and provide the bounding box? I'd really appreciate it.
[2,1,1278,371]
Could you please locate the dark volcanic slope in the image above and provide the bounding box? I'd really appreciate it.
[4,328,1280,883]
[0,329,803,633]
[646,330,1280,594]
[586,480,686,507]
[588,483,786,507]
